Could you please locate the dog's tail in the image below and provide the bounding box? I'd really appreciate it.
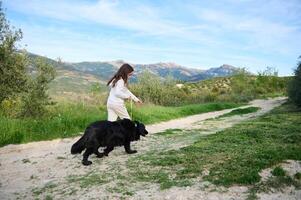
[71,134,86,154]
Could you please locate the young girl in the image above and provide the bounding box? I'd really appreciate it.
[106,63,142,121]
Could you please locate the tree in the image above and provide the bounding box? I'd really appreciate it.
[19,57,56,117]
[0,1,56,118]
[288,56,301,107]
[0,1,28,103]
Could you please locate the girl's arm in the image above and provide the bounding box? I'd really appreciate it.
[115,79,140,102]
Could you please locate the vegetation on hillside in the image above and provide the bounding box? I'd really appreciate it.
[288,56,301,107]
[0,3,56,118]
[0,2,26,103]
[130,71,185,106]
[131,68,289,106]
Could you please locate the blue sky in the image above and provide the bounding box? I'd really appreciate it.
[3,0,301,75]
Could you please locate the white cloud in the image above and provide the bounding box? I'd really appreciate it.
[194,7,301,55]
[3,0,301,75]
[4,0,222,46]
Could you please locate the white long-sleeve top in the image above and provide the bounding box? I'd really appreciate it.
[107,78,139,105]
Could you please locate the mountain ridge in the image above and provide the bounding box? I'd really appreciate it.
[27,52,241,82]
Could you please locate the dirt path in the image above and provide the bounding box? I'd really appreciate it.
[0,97,294,200]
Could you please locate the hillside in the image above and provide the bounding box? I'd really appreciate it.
[182,75,291,102]
[27,53,241,95]
[61,61,240,82]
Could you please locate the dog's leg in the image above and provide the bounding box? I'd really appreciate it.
[103,146,114,156]
[93,147,104,158]
[124,142,137,154]
[82,148,93,166]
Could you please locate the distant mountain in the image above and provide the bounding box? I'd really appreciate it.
[206,64,240,76]
[27,52,242,95]
[61,61,240,82]
[28,52,241,82]
[133,62,204,82]
[188,64,241,82]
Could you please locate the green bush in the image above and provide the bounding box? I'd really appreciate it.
[0,3,28,103]
[130,71,188,106]
[19,57,56,118]
[0,3,56,118]
[272,166,286,177]
[288,56,301,107]
[130,68,288,106]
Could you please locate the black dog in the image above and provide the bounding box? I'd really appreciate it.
[71,118,148,165]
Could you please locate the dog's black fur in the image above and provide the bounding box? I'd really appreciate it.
[71,118,148,165]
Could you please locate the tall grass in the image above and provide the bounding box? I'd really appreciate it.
[127,102,240,124]
[0,103,106,147]
[186,73,289,103]
[0,102,240,147]
[131,70,290,106]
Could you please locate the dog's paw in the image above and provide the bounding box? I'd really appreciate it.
[128,150,137,154]
[97,153,104,158]
[82,160,92,166]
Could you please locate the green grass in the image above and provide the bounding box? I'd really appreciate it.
[127,159,192,189]
[45,195,53,200]
[128,102,301,188]
[0,103,106,147]
[128,102,241,124]
[67,172,110,188]
[32,182,58,196]
[247,174,301,200]
[218,106,260,118]
[0,102,239,147]
[106,182,135,197]
[67,170,135,197]
[156,129,183,136]
[271,166,286,177]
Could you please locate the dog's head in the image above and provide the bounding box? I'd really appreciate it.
[118,119,148,141]
[134,120,148,137]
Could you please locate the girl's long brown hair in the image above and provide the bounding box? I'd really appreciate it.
[107,63,134,87]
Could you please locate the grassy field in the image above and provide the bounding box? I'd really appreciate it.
[0,102,240,147]
[127,102,301,194]
[217,106,261,118]
[128,101,241,124]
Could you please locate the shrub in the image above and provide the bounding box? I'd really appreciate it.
[0,3,56,118]
[0,3,28,103]
[272,166,286,177]
[130,71,187,106]
[19,57,56,118]
[288,56,301,107]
